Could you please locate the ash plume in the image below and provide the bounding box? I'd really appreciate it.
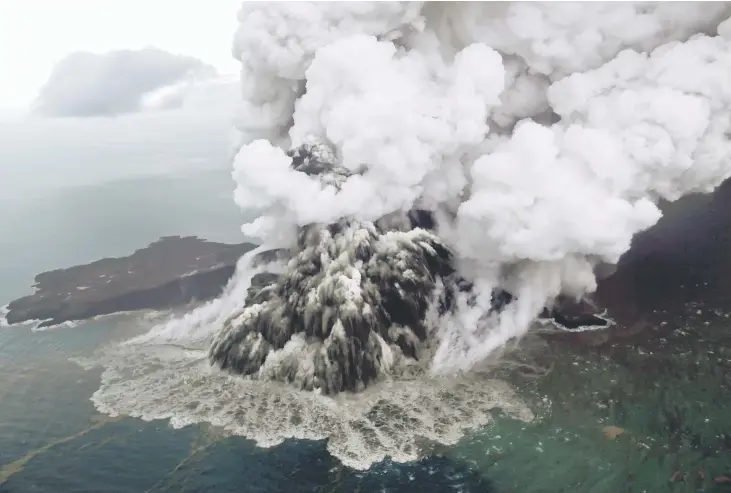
[212,1,731,389]
[211,144,464,393]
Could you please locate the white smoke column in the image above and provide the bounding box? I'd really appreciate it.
[230,2,731,373]
[233,32,506,238]
[231,2,425,145]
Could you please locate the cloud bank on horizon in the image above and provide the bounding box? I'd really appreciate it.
[33,47,220,117]
[226,1,731,371]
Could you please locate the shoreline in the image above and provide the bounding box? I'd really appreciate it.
[4,236,256,328]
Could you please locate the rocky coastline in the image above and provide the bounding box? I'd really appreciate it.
[5,236,256,328]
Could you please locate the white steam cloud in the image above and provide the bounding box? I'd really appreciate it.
[229,1,731,372]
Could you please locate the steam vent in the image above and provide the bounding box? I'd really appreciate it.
[209,144,618,394]
[209,145,466,393]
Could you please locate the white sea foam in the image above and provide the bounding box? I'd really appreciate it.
[78,252,533,470]
[0,305,9,328]
[30,319,81,332]
[0,304,45,330]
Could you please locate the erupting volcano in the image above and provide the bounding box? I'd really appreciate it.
[80,1,731,470]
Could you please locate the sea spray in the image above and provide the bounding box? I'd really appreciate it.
[79,248,534,469]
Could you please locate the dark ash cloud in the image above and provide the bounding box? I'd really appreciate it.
[34,48,217,117]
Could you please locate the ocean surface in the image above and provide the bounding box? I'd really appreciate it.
[1,115,730,492]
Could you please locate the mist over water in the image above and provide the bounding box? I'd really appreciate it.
[0,113,244,303]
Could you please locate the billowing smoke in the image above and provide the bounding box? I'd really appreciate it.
[212,2,731,390]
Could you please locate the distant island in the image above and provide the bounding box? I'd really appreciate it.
[5,236,256,327]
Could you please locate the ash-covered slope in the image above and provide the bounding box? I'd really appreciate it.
[210,145,460,393]
[210,221,450,393]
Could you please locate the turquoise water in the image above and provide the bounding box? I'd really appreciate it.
[449,306,731,492]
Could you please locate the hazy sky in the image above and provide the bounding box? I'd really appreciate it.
[0,0,244,207]
[0,0,242,111]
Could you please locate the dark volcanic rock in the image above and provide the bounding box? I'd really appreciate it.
[6,236,256,327]
[542,296,611,330]
[550,177,731,349]
[205,174,731,393]
[209,218,457,395]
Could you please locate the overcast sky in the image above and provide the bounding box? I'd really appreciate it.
[0,0,242,112]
